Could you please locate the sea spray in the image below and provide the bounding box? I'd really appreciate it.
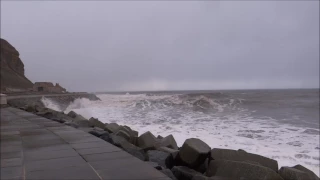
[40,90,320,176]
[41,96,61,111]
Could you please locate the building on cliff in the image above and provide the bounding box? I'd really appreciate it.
[33,82,67,93]
[0,38,34,92]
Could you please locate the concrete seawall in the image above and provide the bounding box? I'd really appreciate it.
[6,93,100,111]
[1,107,171,180]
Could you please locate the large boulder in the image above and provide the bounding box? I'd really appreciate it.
[26,105,36,112]
[137,131,157,150]
[165,151,179,169]
[160,169,178,180]
[88,127,109,137]
[64,122,79,128]
[101,134,148,161]
[210,148,278,172]
[88,117,105,129]
[115,130,131,141]
[147,150,170,168]
[104,123,120,133]
[157,135,179,150]
[292,165,319,180]
[146,161,162,170]
[67,111,77,118]
[178,138,211,168]
[115,126,138,144]
[279,166,319,180]
[159,147,179,154]
[192,175,229,180]
[73,119,90,127]
[73,114,87,121]
[123,125,139,137]
[206,160,283,180]
[171,166,202,180]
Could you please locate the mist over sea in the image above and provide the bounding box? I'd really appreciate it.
[42,89,320,175]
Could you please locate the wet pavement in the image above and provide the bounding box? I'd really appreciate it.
[1,107,170,180]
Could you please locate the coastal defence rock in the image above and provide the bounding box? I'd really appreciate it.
[67,111,78,118]
[279,166,319,180]
[147,150,170,168]
[171,166,202,180]
[137,131,158,150]
[88,117,105,129]
[206,160,283,180]
[156,134,179,150]
[0,38,33,92]
[210,148,278,172]
[160,169,178,180]
[101,134,148,161]
[178,138,211,168]
[292,165,319,180]
[105,123,120,133]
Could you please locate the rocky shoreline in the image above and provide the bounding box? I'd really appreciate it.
[7,100,320,180]
[7,93,100,111]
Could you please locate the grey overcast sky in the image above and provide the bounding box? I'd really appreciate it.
[1,1,319,92]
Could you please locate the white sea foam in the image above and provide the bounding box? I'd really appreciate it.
[41,97,61,111]
[43,93,320,176]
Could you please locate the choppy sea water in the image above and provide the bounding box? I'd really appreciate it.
[42,89,320,175]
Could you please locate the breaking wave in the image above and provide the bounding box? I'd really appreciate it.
[42,91,320,176]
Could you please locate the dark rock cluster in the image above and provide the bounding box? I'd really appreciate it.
[17,105,320,180]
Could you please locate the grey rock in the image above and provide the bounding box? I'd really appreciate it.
[105,123,120,133]
[67,111,77,118]
[292,165,319,180]
[125,147,149,161]
[26,105,36,112]
[157,135,179,150]
[147,150,170,168]
[210,148,278,172]
[64,122,79,128]
[73,114,87,121]
[88,117,105,129]
[279,166,319,180]
[165,151,179,169]
[179,138,210,168]
[89,128,109,137]
[160,169,178,180]
[196,158,209,174]
[103,134,148,161]
[51,118,66,124]
[73,119,90,127]
[192,175,230,180]
[206,160,283,180]
[115,130,131,142]
[171,166,202,180]
[137,131,157,150]
[146,161,162,170]
[159,147,179,154]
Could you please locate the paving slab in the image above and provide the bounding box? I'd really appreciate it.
[1,145,22,153]
[76,146,122,155]
[0,152,22,159]
[24,148,79,161]
[25,156,88,172]
[82,151,133,162]
[1,107,170,180]
[71,141,116,149]
[0,166,23,180]
[26,165,100,180]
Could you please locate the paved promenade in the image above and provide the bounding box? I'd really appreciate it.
[1,107,171,180]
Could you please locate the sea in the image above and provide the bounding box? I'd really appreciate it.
[42,89,320,176]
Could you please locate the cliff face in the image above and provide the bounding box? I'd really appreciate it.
[1,38,33,91]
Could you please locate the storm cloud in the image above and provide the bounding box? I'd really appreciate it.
[1,1,319,92]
